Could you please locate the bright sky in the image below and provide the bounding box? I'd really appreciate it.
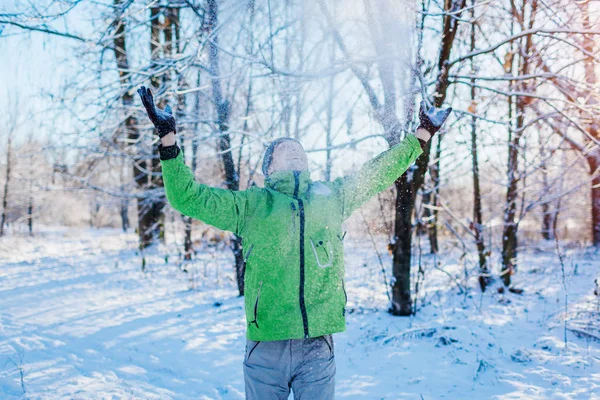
[0,0,85,151]
[0,0,402,178]
[0,0,474,186]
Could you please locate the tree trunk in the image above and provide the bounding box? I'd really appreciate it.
[27,195,33,235]
[539,138,554,240]
[469,0,490,290]
[501,0,538,286]
[113,0,163,249]
[425,138,440,254]
[165,6,195,261]
[501,127,519,286]
[578,1,600,246]
[390,0,467,315]
[142,5,168,247]
[421,0,469,256]
[589,154,600,246]
[207,0,245,296]
[182,70,200,262]
[471,115,489,290]
[325,37,335,182]
[120,198,129,232]
[391,174,416,315]
[1,135,12,237]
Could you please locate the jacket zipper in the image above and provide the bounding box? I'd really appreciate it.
[341,276,348,316]
[294,171,310,338]
[249,280,262,329]
[244,244,254,262]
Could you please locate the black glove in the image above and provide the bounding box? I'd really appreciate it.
[417,100,452,135]
[137,86,176,138]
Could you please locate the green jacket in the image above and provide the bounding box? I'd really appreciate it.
[160,134,423,341]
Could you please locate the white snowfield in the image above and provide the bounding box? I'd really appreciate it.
[1,226,599,399]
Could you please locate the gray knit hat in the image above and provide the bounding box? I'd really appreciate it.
[261,137,304,177]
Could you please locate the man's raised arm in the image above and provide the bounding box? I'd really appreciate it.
[329,101,452,221]
[138,86,247,235]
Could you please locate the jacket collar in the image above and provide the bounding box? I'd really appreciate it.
[265,170,312,198]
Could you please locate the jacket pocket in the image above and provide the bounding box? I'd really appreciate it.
[248,280,262,328]
[309,236,334,268]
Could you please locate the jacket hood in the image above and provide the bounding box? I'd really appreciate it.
[262,137,305,177]
[265,170,312,197]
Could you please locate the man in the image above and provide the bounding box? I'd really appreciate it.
[138,86,451,399]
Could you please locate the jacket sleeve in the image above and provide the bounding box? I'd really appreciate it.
[160,147,247,235]
[329,134,423,221]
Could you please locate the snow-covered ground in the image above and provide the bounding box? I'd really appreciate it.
[1,226,599,399]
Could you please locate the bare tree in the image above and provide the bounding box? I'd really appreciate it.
[0,95,24,236]
[468,0,491,291]
[206,0,246,295]
[500,0,538,287]
[111,0,163,249]
[318,0,467,315]
[0,133,12,237]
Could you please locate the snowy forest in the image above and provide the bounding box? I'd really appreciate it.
[1,0,599,398]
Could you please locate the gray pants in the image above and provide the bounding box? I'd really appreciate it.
[243,334,335,400]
